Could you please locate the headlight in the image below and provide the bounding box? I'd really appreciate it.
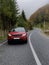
[22,33,26,36]
[8,34,12,36]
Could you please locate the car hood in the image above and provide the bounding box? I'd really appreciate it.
[9,32,26,35]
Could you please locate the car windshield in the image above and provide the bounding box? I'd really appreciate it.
[11,28,25,32]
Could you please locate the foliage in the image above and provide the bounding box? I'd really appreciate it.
[17,10,33,30]
[29,4,49,28]
[22,10,27,21]
[0,0,19,30]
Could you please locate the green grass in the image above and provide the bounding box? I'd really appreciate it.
[34,22,49,36]
[0,36,7,42]
[34,22,49,31]
[0,30,7,42]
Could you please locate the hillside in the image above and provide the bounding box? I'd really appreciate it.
[29,4,49,29]
[30,4,49,22]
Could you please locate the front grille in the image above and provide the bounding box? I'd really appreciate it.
[12,34,22,37]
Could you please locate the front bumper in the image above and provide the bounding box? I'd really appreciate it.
[8,38,27,44]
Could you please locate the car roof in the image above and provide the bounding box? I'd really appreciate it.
[15,27,25,29]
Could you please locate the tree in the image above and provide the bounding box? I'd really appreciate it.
[22,10,27,21]
[17,11,33,30]
[0,0,19,30]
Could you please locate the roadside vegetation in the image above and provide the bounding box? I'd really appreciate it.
[0,0,49,41]
[29,4,49,31]
[0,0,19,41]
[17,10,33,30]
[0,0,32,41]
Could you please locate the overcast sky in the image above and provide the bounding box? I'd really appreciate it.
[17,0,49,19]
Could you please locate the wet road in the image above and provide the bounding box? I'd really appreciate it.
[0,35,36,65]
[0,29,49,65]
[30,29,49,65]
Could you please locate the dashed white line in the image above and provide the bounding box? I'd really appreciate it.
[0,41,7,46]
[29,32,42,65]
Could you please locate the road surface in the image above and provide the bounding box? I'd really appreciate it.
[0,29,49,65]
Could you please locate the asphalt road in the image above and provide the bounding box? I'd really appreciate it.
[30,29,49,65]
[0,31,36,65]
[0,29,49,65]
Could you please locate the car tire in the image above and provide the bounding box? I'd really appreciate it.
[8,40,11,45]
[25,39,27,43]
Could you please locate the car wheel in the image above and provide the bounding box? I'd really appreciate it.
[25,39,27,43]
[8,40,11,45]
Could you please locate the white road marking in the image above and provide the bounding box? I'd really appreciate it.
[29,32,42,65]
[0,41,7,46]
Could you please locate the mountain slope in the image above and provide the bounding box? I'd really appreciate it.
[29,4,49,23]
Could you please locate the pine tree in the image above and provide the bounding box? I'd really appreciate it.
[0,0,19,30]
[22,10,27,21]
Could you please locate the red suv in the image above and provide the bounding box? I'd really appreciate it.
[8,27,27,44]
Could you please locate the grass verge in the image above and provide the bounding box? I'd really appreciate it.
[0,36,7,42]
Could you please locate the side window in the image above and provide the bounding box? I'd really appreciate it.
[12,29,15,32]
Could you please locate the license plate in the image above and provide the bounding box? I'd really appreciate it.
[14,38,20,39]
